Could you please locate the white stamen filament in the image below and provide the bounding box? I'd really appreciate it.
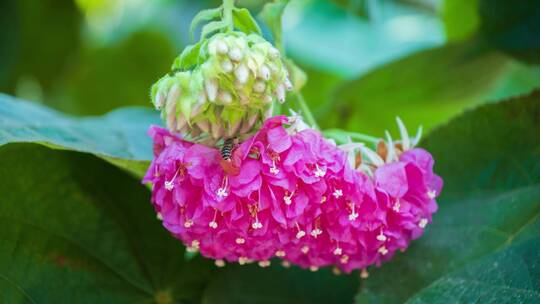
[349,204,359,221]
[215,259,225,267]
[295,222,306,239]
[184,219,194,228]
[258,260,271,267]
[393,200,401,212]
[314,164,326,178]
[360,268,369,279]
[216,177,229,198]
[311,228,322,238]
[252,214,263,229]
[284,190,294,205]
[270,158,280,175]
[164,168,181,191]
[209,209,218,229]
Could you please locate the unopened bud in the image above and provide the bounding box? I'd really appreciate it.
[205,78,218,102]
[235,64,249,84]
[221,59,234,73]
[239,92,250,105]
[284,78,293,91]
[167,83,181,106]
[253,80,266,93]
[211,120,223,139]
[166,99,177,131]
[228,47,243,61]
[196,120,210,133]
[154,91,165,109]
[218,90,232,104]
[176,116,187,132]
[276,84,286,103]
[241,113,259,134]
[216,40,229,54]
[262,94,272,104]
[268,47,280,59]
[226,120,242,137]
[258,65,271,80]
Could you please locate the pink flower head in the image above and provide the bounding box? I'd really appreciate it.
[143,116,442,273]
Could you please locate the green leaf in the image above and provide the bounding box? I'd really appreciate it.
[258,0,288,50]
[0,143,213,303]
[232,8,262,35]
[201,21,228,40]
[189,7,223,41]
[202,264,358,303]
[443,0,480,41]
[408,237,540,303]
[327,40,540,136]
[0,94,159,177]
[479,0,540,64]
[355,92,540,303]
[172,42,202,71]
[284,0,444,77]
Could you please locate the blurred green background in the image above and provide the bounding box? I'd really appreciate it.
[1,0,539,136]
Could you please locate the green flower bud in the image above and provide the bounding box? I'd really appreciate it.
[150,31,292,144]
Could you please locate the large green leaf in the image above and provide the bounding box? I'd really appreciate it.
[355,92,540,303]
[479,0,540,64]
[327,40,540,136]
[0,94,159,177]
[202,264,358,304]
[283,0,444,77]
[0,143,214,303]
[443,0,479,41]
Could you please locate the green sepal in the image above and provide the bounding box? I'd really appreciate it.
[189,7,223,41]
[172,42,202,71]
[233,8,262,35]
[201,21,228,40]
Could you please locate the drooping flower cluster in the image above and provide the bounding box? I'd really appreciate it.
[143,116,442,273]
[150,32,292,144]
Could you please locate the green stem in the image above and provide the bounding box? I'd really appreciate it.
[323,129,380,144]
[295,92,319,130]
[223,0,235,31]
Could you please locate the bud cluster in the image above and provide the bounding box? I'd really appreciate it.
[151,32,292,143]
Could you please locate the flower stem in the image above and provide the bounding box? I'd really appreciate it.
[294,92,319,130]
[223,0,235,31]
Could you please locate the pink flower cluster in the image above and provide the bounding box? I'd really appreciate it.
[143,116,442,273]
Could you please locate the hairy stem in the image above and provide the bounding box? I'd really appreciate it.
[223,0,235,31]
